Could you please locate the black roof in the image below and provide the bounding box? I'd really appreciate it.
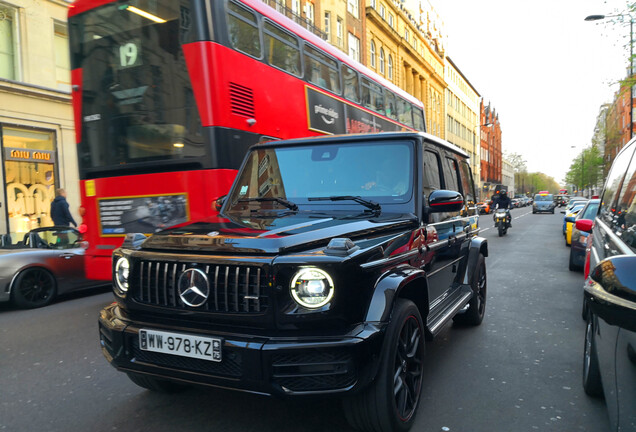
[254,132,469,158]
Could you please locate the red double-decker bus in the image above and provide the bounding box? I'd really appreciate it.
[68,0,426,280]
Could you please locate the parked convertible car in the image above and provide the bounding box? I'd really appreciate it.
[0,226,105,309]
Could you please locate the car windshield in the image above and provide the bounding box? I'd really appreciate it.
[578,201,600,220]
[535,194,553,201]
[226,140,414,212]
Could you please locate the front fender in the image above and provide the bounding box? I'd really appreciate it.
[364,265,427,323]
[462,236,488,285]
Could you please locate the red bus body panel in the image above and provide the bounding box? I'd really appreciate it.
[80,170,236,280]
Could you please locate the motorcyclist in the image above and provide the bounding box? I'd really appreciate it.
[493,190,512,227]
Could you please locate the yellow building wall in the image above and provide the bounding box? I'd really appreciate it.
[0,0,79,234]
[364,0,445,138]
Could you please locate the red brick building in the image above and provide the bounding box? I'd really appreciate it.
[479,101,502,198]
[605,83,633,172]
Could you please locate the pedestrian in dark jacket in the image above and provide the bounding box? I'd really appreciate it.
[50,188,77,227]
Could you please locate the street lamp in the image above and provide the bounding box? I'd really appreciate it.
[473,122,493,200]
[585,13,634,139]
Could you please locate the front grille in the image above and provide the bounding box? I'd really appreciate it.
[272,349,356,392]
[132,261,268,313]
[130,336,242,377]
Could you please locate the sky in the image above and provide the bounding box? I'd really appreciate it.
[433,0,632,184]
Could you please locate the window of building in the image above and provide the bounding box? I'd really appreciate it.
[388,54,393,80]
[54,21,70,91]
[324,12,331,40]
[306,3,314,24]
[379,4,385,19]
[370,0,376,8]
[413,38,417,50]
[347,0,358,18]
[336,17,343,47]
[405,29,409,43]
[291,0,300,15]
[379,48,385,74]
[348,33,360,62]
[0,4,19,81]
[388,13,394,27]
[370,40,376,68]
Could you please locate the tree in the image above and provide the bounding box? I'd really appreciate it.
[503,151,527,173]
[564,146,604,195]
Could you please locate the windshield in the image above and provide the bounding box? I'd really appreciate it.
[226,140,414,212]
[579,202,600,220]
[70,0,204,177]
[534,194,553,201]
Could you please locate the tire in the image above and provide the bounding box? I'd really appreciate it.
[532,210,536,214]
[126,372,189,393]
[343,299,424,432]
[498,221,504,237]
[582,315,603,397]
[454,254,487,326]
[569,249,580,272]
[551,209,554,214]
[11,268,57,309]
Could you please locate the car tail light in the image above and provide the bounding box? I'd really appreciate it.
[583,234,593,279]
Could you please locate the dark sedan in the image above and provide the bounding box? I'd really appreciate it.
[0,226,105,308]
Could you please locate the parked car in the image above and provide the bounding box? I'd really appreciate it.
[563,203,587,246]
[0,226,103,308]
[579,137,636,431]
[561,197,588,214]
[98,132,488,432]
[476,201,491,214]
[532,193,555,213]
[568,199,600,271]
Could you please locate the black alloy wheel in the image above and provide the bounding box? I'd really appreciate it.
[454,254,487,326]
[12,268,56,309]
[582,314,603,397]
[343,299,424,432]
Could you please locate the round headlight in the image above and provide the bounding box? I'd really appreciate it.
[115,257,130,293]
[290,268,334,309]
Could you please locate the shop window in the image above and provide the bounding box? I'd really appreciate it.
[2,128,56,236]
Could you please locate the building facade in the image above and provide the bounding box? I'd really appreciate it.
[444,56,480,187]
[479,100,502,200]
[604,84,632,173]
[0,0,77,239]
[364,0,446,137]
[501,157,514,197]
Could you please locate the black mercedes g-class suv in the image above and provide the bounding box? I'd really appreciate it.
[99,132,488,432]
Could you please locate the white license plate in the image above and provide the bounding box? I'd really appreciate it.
[139,329,222,362]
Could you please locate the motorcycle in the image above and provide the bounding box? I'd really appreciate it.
[494,209,510,237]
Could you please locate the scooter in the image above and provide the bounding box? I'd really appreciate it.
[494,209,511,237]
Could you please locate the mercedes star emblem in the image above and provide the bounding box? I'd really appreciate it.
[177,268,210,307]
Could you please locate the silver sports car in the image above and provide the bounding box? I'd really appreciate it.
[0,226,106,308]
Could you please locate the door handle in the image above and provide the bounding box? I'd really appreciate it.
[59,254,75,259]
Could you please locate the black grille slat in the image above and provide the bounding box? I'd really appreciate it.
[133,261,268,314]
[229,82,255,117]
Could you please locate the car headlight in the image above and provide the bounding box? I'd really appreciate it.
[114,256,130,294]
[290,268,334,308]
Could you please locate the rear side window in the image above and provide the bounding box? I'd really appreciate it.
[459,161,475,204]
[444,156,460,193]
[615,151,636,251]
[599,145,635,229]
[226,1,261,58]
[422,150,442,197]
[342,65,360,103]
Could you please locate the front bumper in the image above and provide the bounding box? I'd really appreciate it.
[98,304,386,397]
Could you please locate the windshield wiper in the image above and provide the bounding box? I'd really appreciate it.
[308,196,381,212]
[238,197,299,211]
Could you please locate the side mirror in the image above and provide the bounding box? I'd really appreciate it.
[575,219,593,233]
[214,195,226,212]
[585,256,636,332]
[564,216,576,223]
[428,190,464,213]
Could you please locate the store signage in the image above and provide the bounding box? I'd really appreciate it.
[5,147,55,164]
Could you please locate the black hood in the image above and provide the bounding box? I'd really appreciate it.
[139,211,418,254]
